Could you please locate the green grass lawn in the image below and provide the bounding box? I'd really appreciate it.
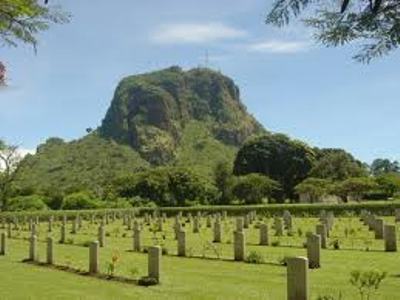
[0,215,399,299]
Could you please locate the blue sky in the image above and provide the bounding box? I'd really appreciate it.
[0,0,399,163]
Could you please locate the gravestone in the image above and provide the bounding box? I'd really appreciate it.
[46,237,54,264]
[98,225,105,247]
[316,224,327,249]
[89,241,99,273]
[384,225,397,252]
[236,217,244,232]
[0,232,6,255]
[148,246,161,282]
[213,220,222,243]
[59,224,66,243]
[374,219,384,239]
[307,234,321,269]
[134,228,141,252]
[177,230,186,257]
[29,235,37,262]
[233,231,246,261]
[259,224,269,246]
[287,256,309,300]
[274,218,283,236]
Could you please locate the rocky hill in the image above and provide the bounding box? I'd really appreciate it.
[15,67,266,192]
[99,66,265,164]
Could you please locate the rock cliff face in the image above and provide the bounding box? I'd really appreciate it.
[15,66,266,192]
[99,66,265,165]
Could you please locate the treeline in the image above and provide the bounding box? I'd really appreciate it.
[1,134,400,211]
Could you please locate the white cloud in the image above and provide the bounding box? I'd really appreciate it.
[247,40,310,54]
[152,23,247,44]
[18,148,36,157]
[0,148,35,170]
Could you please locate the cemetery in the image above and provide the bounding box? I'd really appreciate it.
[2,1,400,299]
[0,207,398,299]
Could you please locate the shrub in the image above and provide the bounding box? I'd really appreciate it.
[106,251,120,277]
[246,251,265,264]
[294,178,333,203]
[350,270,387,300]
[113,166,217,207]
[231,173,281,204]
[62,192,102,210]
[7,195,48,211]
[103,197,132,209]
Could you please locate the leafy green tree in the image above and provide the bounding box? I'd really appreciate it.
[375,172,400,197]
[113,167,217,207]
[0,0,69,84]
[294,178,333,203]
[213,160,234,205]
[266,0,400,63]
[0,0,69,49]
[62,192,102,210]
[370,158,400,176]
[0,140,22,210]
[7,194,48,211]
[310,149,367,181]
[231,173,281,204]
[332,177,377,202]
[233,134,315,200]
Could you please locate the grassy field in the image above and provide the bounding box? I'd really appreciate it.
[0,214,399,300]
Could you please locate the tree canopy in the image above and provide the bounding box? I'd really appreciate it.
[310,148,367,181]
[370,158,400,176]
[266,0,400,63]
[0,0,69,84]
[0,0,69,49]
[0,139,22,210]
[233,134,315,200]
[231,173,281,204]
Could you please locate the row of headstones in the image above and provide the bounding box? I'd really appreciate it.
[23,230,310,299]
[0,210,136,232]
[171,216,322,268]
[1,208,288,236]
[0,221,313,300]
[360,211,397,251]
[23,234,161,282]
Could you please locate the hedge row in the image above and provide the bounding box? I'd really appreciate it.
[0,201,399,220]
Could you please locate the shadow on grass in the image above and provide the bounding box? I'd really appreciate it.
[21,259,143,286]
[124,249,284,267]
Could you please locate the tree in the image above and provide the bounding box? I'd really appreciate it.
[231,173,281,204]
[213,160,234,205]
[113,167,217,207]
[294,177,333,203]
[332,177,377,202]
[266,0,400,63]
[0,0,69,49]
[370,158,400,176]
[310,148,367,181]
[0,140,22,210]
[233,134,315,200]
[375,172,400,197]
[0,0,69,84]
